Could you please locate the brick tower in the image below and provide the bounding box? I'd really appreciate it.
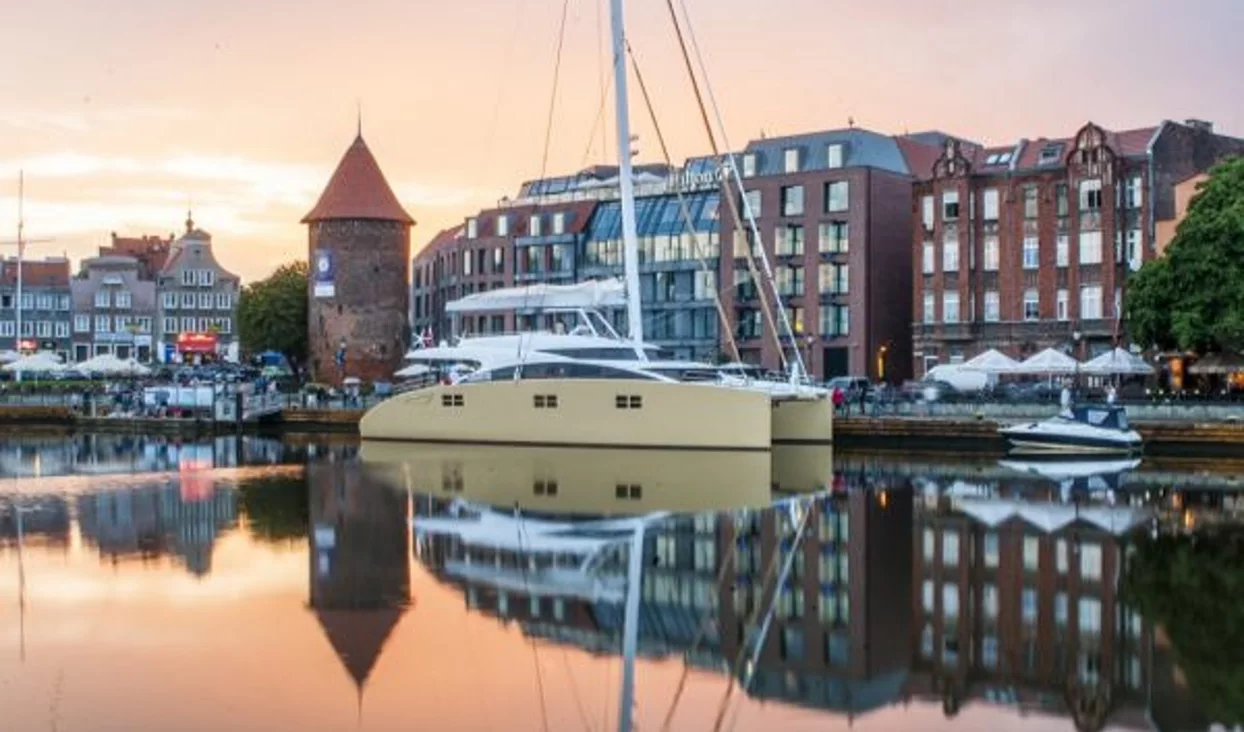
[303,133,414,384]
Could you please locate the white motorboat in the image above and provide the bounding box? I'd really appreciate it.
[999,404,1143,455]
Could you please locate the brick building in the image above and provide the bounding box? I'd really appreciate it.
[721,129,942,381]
[0,256,72,359]
[304,133,413,384]
[912,119,1244,375]
[100,232,174,279]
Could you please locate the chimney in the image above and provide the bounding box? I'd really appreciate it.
[1185,119,1213,133]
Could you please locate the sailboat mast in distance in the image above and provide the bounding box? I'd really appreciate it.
[610,0,644,351]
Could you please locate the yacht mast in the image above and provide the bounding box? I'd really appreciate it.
[610,0,645,353]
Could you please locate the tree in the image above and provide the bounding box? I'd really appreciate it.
[238,261,308,370]
[1126,156,1244,352]
[237,474,309,544]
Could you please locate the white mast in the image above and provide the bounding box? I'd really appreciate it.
[610,0,645,354]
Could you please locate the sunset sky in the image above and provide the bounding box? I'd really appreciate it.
[2,0,1241,283]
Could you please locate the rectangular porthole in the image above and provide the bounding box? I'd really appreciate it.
[534,394,559,409]
[616,394,642,409]
[628,395,642,409]
[615,483,642,500]
[442,394,464,408]
[532,480,558,496]
[616,395,628,409]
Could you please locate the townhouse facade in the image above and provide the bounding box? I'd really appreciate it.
[912,120,1244,376]
[70,255,157,362]
[0,257,73,359]
[154,217,241,363]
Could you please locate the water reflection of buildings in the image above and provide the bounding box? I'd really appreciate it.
[909,476,1154,731]
[415,479,913,717]
[75,480,237,576]
[0,495,70,549]
[307,459,410,710]
[0,434,295,478]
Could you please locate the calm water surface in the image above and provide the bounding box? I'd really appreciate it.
[1,433,1241,732]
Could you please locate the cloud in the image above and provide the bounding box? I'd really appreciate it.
[0,106,193,134]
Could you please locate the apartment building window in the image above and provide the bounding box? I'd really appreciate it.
[1081,543,1103,581]
[58,295,70,310]
[1055,592,1069,627]
[199,270,214,287]
[1023,536,1040,570]
[818,221,848,253]
[161,292,177,309]
[693,270,716,300]
[1023,290,1040,321]
[181,316,195,332]
[1056,183,1070,216]
[35,321,51,337]
[19,321,32,337]
[1057,289,1069,321]
[984,532,999,567]
[786,306,804,334]
[922,241,935,274]
[552,212,566,235]
[780,185,804,216]
[1023,186,1039,219]
[984,291,1000,322]
[114,316,131,333]
[922,293,935,323]
[824,181,849,213]
[942,190,960,221]
[180,292,195,309]
[921,195,934,230]
[819,263,848,294]
[943,585,959,620]
[163,317,178,334]
[942,233,959,273]
[983,584,999,619]
[115,290,131,309]
[741,153,756,178]
[983,188,999,221]
[1125,175,1143,209]
[198,292,213,309]
[1023,237,1040,269]
[180,270,194,286]
[136,317,151,333]
[826,143,843,169]
[819,304,849,336]
[784,148,800,173]
[1022,589,1037,624]
[1079,179,1103,211]
[529,215,542,237]
[492,247,505,272]
[94,290,110,308]
[1080,231,1103,265]
[776,224,804,256]
[1081,285,1103,320]
[943,533,960,567]
[1079,597,1102,636]
[983,235,999,271]
[739,189,762,218]
[524,246,544,274]
[0,321,12,337]
[54,322,69,338]
[20,294,32,310]
[1126,229,1142,271]
[466,217,478,239]
[1056,235,1070,267]
[942,292,960,324]
[496,215,509,237]
[775,266,804,296]
[216,292,232,309]
[197,317,210,332]
[73,314,90,333]
[94,315,110,333]
[36,295,52,310]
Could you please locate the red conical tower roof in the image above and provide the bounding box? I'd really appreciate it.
[302,135,414,225]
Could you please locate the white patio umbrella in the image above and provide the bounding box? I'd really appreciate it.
[961,348,1022,374]
[0,349,19,364]
[77,353,152,377]
[1081,347,1154,376]
[1014,348,1081,375]
[1,353,66,375]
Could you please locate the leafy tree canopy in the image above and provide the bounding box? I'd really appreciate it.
[237,474,309,543]
[1127,156,1244,353]
[237,261,308,367]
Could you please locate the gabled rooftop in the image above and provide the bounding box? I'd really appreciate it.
[303,135,414,225]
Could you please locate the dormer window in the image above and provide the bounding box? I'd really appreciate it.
[1039,144,1064,165]
[552,212,566,235]
[741,153,756,178]
[529,215,542,237]
[466,217,478,239]
[827,144,844,169]
[496,215,509,237]
[784,148,800,173]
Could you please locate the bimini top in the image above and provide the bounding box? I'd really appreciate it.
[446,279,626,314]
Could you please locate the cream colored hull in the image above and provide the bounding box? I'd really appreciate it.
[771,444,835,494]
[771,396,834,444]
[360,441,772,515]
[359,379,771,450]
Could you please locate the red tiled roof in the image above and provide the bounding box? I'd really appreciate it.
[0,258,70,287]
[415,224,464,260]
[101,234,172,275]
[302,135,414,225]
[895,136,942,181]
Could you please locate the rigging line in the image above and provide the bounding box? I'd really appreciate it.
[578,73,616,170]
[665,0,807,379]
[561,648,596,732]
[596,0,608,163]
[514,504,551,732]
[653,0,785,374]
[482,0,532,184]
[625,42,740,363]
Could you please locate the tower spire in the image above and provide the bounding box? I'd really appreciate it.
[356,99,362,139]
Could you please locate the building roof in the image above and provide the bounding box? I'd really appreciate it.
[0,257,70,288]
[416,224,464,259]
[101,234,173,278]
[302,135,414,225]
[741,127,919,176]
[314,608,404,692]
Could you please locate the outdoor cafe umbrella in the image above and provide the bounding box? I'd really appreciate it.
[961,348,1021,374]
[1014,348,1081,375]
[0,349,19,364]
[1081,347,1154,376]
[1,353,65,375]
[77,353,152,377]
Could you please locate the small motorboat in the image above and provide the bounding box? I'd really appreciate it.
[999,404,1143,455]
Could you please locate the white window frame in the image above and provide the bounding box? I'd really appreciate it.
[465,217,478,239]
[1056,234,1070,268]
[984,291,1000,323]
[94,290,110,308]
[942,235,959,273]
[826,143,843,169]
[1023,237,1040,270]
[94,315,111,333]
[983,235,999,271]
[783,148,800,173]
[1079,178,1103,211]
[942,190,959,221]
[922,241,935,274]
[982,188,999,221]
[552,212,566,235]
[54,321,69,338]
[496,215,509,237]
[942,292,960,324]
[922,293,935,323]
[162,292,177,309]
[73,314,90,333]
[529,215,542,237]
[163,316,178,335]
[921,195,934,230]
[1023,290,1040,321]
[825,181,849,213]
[741,153,756,178]
[1057,289,1069,321]
[1081,285,1103,320]
[181,270,195,286]
[1079,231,1103,265]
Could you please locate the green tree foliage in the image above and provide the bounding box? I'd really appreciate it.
[237,474,309,543]
[238,261,308,368]
[1127,156,1244,352]
[1123,527,1244,723]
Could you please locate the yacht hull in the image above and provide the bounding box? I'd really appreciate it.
[359,379,771,450]
[771,396,834,444]
[1000,426,1143,456]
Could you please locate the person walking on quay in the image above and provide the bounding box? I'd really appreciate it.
[832,386,845,417]
[858,385,868,418]
[1106,384,1118,405]
[1060,382,1073,410]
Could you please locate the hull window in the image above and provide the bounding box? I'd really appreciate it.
[533,480,559,496]
[533,394,559,409]
[615,483,643,500]
[441,394,465,407]
[616,394,643,409]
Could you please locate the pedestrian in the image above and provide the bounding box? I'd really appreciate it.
[1106,384,1117,405]
[1060,382,1072,410]
[832,386,845,417]
[858,385,868,417]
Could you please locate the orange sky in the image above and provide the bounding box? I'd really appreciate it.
[2,0,1242,283]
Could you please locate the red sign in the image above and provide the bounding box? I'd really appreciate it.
[17,339,36,353]
[176,332,218,353]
